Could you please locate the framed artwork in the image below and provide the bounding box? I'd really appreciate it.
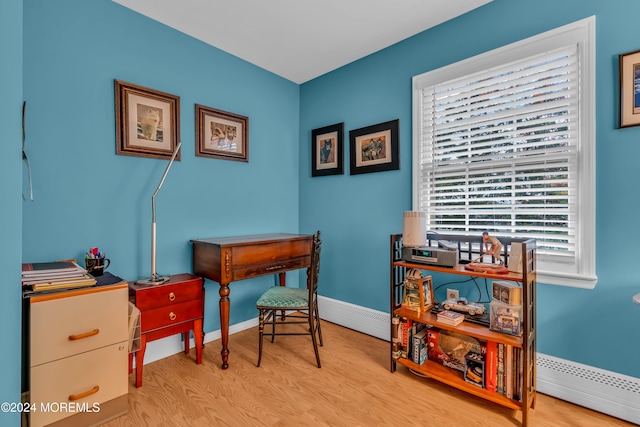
[196,104,248,162]
[349,119,399,175]
[311,122,344,176]
[619,49,640,128]
[115,80,180,160]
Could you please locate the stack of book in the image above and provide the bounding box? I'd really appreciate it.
[22,261,96,292]
[437,310,465,326]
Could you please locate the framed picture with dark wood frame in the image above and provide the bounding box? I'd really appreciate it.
[349,119,399,175]
[196,104,248,162]
[311,122,343,176]
[115,80,180,160]
[619,49,640,128]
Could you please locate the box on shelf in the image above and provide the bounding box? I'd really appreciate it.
[464,351,485,388]
[427,329,483,372]
[489,299,523,336]
[491,280,522,305]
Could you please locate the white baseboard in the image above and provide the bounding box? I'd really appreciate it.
[140,297,640,425]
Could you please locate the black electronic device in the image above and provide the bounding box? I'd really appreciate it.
[402,246,458,267]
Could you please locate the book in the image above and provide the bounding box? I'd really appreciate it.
[400,317,412,359]
[31,275,96,291]
[22,261,77,273]
[22,272,93,286]
[485,340,498,392]
[437,310,465,326]
[412,328,429,365]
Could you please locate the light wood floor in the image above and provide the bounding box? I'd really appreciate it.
[103,321,634,427]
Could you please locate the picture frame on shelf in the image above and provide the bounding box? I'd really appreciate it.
[401,269,434,312]
[196,104,249,162]
[349,119,399,175]
[618,49,640,128]
[311,122,344,176]
[115,80,180,160]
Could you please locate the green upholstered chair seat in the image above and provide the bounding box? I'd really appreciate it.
[256,286,308,309]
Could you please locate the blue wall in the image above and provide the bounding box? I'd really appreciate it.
[0,0,24,424]
[20,0,302,335]
[300,0,640,379]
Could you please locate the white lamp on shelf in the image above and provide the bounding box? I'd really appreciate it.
[137,142,181,285]
[402,211,426,247]
[633,293,640,306]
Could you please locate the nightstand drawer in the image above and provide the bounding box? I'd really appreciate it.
[132,277,203,310]
[30,341,128,427]
[141,299,203,333]
[30,286,128,367]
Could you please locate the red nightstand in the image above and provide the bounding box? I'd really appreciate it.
[128,273,204,387]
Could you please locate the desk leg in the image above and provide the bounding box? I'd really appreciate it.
[219,283,230,369]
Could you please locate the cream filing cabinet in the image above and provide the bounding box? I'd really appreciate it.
[27,282,129,427]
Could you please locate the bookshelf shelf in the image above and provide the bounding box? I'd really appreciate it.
[396,358,522,410]
[390,233,537,426]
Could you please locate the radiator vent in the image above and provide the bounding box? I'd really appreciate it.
[537,355,640,394]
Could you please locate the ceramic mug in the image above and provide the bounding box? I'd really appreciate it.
[85,257,110,277]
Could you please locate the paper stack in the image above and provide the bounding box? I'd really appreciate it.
[22,261,96,292]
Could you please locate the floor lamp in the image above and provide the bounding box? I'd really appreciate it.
[137,142,181,285]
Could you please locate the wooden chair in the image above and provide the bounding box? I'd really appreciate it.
[256,230,323,367]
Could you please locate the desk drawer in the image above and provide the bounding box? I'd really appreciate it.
[233,256,310,281]
[30,287,128,367]
[231,239,311,267]
[133,279,203,311]
[141,299,203,333]
[30,341,128,427]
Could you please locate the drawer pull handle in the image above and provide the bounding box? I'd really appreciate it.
[266,264,286,271]
[69,385,100,401]
[68,329,100,341]
[168,292,176,301]
[169,312,177,321]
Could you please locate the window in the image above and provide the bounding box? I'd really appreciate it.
[412,17,596,288]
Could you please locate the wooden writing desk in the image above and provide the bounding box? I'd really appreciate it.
[190,233,313,369]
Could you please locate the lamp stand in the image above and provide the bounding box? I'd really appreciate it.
[137,142,181,285]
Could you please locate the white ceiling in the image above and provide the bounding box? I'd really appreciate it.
[113,0,492,84]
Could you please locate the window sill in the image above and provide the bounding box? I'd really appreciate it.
[536,270,598,289]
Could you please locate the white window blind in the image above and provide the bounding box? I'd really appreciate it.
[412,17,596,288]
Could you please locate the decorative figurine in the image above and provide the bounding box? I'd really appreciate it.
[482,231,503,265]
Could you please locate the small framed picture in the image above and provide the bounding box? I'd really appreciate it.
[311,122,344,176]
[114,80,180,160]
[619,49,640,128]
[349,119,399,175]
[196,104,249,162]
[402,269,434,312]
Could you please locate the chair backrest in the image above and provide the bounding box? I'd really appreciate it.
[307,231,322,304]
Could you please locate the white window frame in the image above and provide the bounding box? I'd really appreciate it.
[412,17,596,288]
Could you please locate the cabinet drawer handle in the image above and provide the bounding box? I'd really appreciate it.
[68,329,100,341]
[69,385,100,401]
[266,264,286,271]
[168,292,176,301]
[169,312,177,321]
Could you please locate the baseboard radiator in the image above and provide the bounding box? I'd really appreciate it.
[318,296,640,425]
[142,295,640,425]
